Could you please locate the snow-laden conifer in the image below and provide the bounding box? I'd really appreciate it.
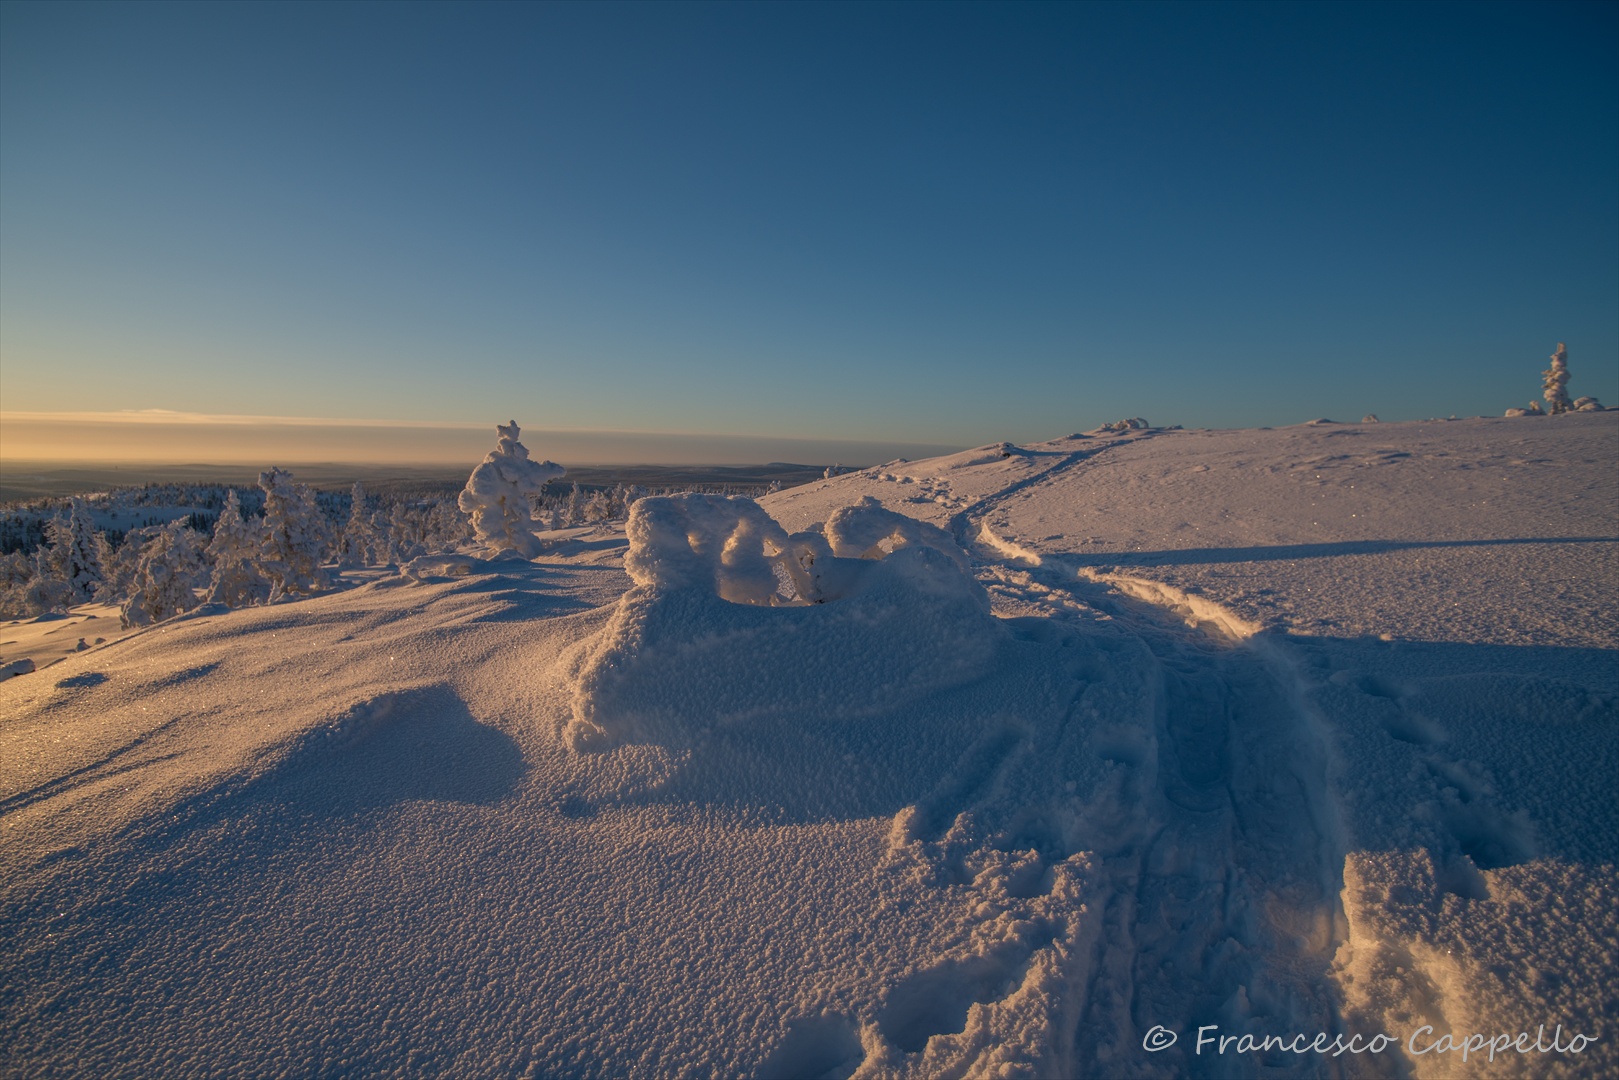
[1543,343,1571,415]
[121,522,207,627]
[0,551,33,618]
[100,526,158,603]
[339,482,386,567]
[24,548,73,615]
[386,503,423,564]
[257,468,333,602]
[584,490,612,524]
[46,499,105,604]
[564,481,585,529]
[425,497,472,550]
[207,490,270,607]
[458,421,565,557]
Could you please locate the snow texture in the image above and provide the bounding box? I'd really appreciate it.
[457,420,565,557]
[3,413,1615,1079]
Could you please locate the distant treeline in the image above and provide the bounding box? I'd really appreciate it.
[1,475,801,557]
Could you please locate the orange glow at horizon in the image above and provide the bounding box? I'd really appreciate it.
[0,412,960,468]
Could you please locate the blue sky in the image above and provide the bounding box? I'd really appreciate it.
[2,1,1615,463]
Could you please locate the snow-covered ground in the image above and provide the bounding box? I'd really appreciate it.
[2,414,1614,1078]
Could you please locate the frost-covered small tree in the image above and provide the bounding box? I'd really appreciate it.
[458,421,565,557]
[583,490,613,524]
[92,533,118,597]
[121,521,207,627]
[43,499,105,604]
[339,482,386,567]
[257,468,333,602]
[385,502,423,564]
[207,490,270,607]
[25,548,74,615]
[1543,342,1571,415]
[100,526,160,604]
[564,481,585,528]
[0,551,34,618]
[424,496,472,551]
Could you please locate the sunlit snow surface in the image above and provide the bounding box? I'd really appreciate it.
[3,414,1615,1078]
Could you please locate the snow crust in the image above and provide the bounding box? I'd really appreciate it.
[2,413,1614,1078]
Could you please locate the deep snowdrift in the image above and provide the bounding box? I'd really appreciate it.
[2,413,1614,1078]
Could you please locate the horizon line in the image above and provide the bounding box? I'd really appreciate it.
[0,409,963,448]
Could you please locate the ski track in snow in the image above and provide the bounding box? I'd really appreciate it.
[919,440,1349,1078]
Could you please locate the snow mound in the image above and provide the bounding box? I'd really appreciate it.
[568,494,998,749]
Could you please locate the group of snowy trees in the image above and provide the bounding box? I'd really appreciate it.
[0,470,481,626]
[4,420,798,628]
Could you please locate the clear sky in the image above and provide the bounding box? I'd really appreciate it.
[2,0,1616,465]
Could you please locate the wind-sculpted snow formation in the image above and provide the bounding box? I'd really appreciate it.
[567,494,997,749]
[458,420,565,557]
[2,413,1615,1079]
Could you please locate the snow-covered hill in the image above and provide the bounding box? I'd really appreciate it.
[3,414,1614,1078]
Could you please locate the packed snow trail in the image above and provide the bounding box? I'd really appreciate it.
[838,432,1356,1074]
[957,531,1356,1074]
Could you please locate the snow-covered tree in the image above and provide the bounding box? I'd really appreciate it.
[257,468,333,602]
[121,521,207,627]
[100,526,161,604]
[339,482,385,567]
[424,496,472,550]
[564,481,585,528]
[24,546,74,615]
[0,550,32,616]
[458,421,565,557]
[583,490,613,524]
[386,502,423,564]
[207,490,270,607]
[92,533,119,598]
[43,499,105,604]
[1543,343,1571,415]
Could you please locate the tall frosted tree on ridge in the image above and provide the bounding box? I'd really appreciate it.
[1543,342,1571,415]
[458,420,565,557]
[258,468,333,601]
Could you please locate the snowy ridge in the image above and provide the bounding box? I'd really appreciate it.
[2,415,1615,1077]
